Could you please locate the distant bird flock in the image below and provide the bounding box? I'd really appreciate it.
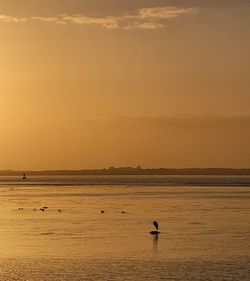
[18,174,160,236]
[17,207,160,236]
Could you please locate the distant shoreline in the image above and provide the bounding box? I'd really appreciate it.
[0,168,250,176]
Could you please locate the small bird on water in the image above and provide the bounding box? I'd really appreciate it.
[150,220,160,235]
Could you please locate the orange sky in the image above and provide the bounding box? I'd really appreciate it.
[0,0,250,169]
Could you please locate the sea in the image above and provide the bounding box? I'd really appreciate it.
[0,175,249,280]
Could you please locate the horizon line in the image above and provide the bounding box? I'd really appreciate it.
[1,167,250,176]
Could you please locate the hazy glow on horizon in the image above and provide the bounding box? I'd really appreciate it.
[0,0,250,170]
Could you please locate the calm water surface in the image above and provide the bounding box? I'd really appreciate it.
[0,176,249,280]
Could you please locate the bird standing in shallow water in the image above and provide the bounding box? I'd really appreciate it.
[153,221,159,230]
[150,220,160,235]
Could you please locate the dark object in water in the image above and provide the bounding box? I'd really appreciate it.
[101,210,105,213]
[121,211,126,214]
[150,220,160,235]
[58,209,62,212]
[150,230,160,235]
[153,221,159,230]
[43,206,49,209]
[40,208,45,212]
[22,173,27,180]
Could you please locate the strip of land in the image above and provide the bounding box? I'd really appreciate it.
[0,168,250,176]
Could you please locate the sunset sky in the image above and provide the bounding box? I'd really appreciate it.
[0,0,249,170]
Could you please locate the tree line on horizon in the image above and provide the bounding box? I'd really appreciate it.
[0,167,250,176]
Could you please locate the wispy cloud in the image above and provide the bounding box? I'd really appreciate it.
[115,114,250,129]
[31,16,66,25]
[137,6,198,20]
[0,14,26,23]
[0,6,199,30]
[125,22,165,30]
[62,15,119,29]
[54,114,250,130]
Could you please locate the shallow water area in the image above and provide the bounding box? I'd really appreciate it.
[0,176,249,280]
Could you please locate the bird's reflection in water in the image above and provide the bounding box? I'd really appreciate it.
[152,234,159,251]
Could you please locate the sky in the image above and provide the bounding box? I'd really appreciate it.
[0,0,250,170]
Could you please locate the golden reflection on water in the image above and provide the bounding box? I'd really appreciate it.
[0,185,249,261]
[152,234,159,252]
